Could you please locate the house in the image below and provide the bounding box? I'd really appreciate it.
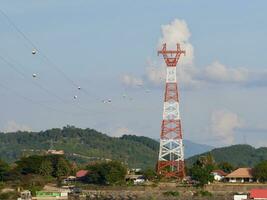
[46,149,64,155]
[249,189,267,199]
[225,168,253,183]
[211,169,228,181]
[76,170,89,180]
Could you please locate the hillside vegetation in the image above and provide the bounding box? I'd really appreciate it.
[186,144,267,167]
[0,126,158,169]
[1,126,265,169]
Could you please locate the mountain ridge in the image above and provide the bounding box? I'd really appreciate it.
[0,126,212,168]
[186,144,267,167]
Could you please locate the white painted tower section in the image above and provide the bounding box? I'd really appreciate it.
[158,66,184,164]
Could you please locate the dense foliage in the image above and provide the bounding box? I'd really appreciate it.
[15,155,72,178]
[84,161,127,185]
[186,144,267,168]
[0,126,158,169]
[253,160,267,182]
[143,168,157,180]
[0,160,9,181]
[217,162,234,173]
[0,155,72,196]
[189,154,215,186]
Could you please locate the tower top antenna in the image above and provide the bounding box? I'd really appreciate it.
[158,43,185,67]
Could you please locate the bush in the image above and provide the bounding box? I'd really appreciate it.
[85,161,127,185]
[143,168,157,181]
[194,190,212,197]
[163,190,180,197]
[19,174,46,195]
[0,192,17,200]
[29,185,43,197]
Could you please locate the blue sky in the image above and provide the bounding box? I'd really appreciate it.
[0,0,267,147]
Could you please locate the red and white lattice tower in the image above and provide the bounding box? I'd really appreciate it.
[157,43,186,179]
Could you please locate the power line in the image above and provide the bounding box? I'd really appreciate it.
[0,54,68,104]
[0,54,107,115]
[0,81,88,116]
[0,8,102,102]
[0,8,145,115]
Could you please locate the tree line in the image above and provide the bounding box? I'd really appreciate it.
[187,153,267,186]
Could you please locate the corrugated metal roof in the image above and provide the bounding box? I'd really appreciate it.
[250,189,267,198]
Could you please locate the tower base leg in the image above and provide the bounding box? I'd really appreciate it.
[157,160,185,180]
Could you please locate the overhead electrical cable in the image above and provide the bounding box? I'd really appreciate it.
[0,54,108,114]
[0,9,144,115]
[0,54,68,104]
[0,81,88,116]
[0,8,102,103]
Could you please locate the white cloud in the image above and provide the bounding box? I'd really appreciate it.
[122,18,267,90]
[145,59,165,86]
[210,110,243,145]
[121,74,143,87]
[4,121,32,133]
[203,61,249,83]
[158,19,194,66]
[111,126,141,138]
[144,60,201,88]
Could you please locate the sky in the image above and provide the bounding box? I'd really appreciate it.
[0,0,267,147]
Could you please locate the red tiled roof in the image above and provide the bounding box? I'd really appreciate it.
[226,168,253,178]
[212,169,228,176]
[76,170,88,178]
[250,189,267,199]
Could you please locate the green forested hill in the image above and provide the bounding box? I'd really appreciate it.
[186,144,267,167]
[0,126,158,169]
[1,126,266,169]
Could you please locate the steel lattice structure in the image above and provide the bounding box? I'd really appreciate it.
[157,43,186,179]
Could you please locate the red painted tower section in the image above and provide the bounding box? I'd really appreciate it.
[157,43,186,179]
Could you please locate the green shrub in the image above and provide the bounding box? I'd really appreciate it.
[29,185,43,197]
[163,190,180,197]
[194,190,212,197]
[0,192,17,200]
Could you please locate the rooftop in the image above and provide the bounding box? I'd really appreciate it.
[250,189,267,199]
[226,168,253,178]
[211,169,228,176]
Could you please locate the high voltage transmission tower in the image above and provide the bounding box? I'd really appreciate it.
[157,43,186,179]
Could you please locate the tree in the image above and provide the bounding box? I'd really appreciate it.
[253,160,267,182]
[55,157,71,178]
[217,162,234,173]
[15,155,43,175]
[190,165,214,186]
[39,159,53,177]
[189,155,215,186]
[85,161,127,185]
[0,159,9,182]
[143,168,157,180]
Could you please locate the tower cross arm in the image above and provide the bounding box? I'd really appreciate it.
[157,43,186,67]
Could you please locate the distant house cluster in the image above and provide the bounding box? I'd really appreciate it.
[211,168,254,183]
